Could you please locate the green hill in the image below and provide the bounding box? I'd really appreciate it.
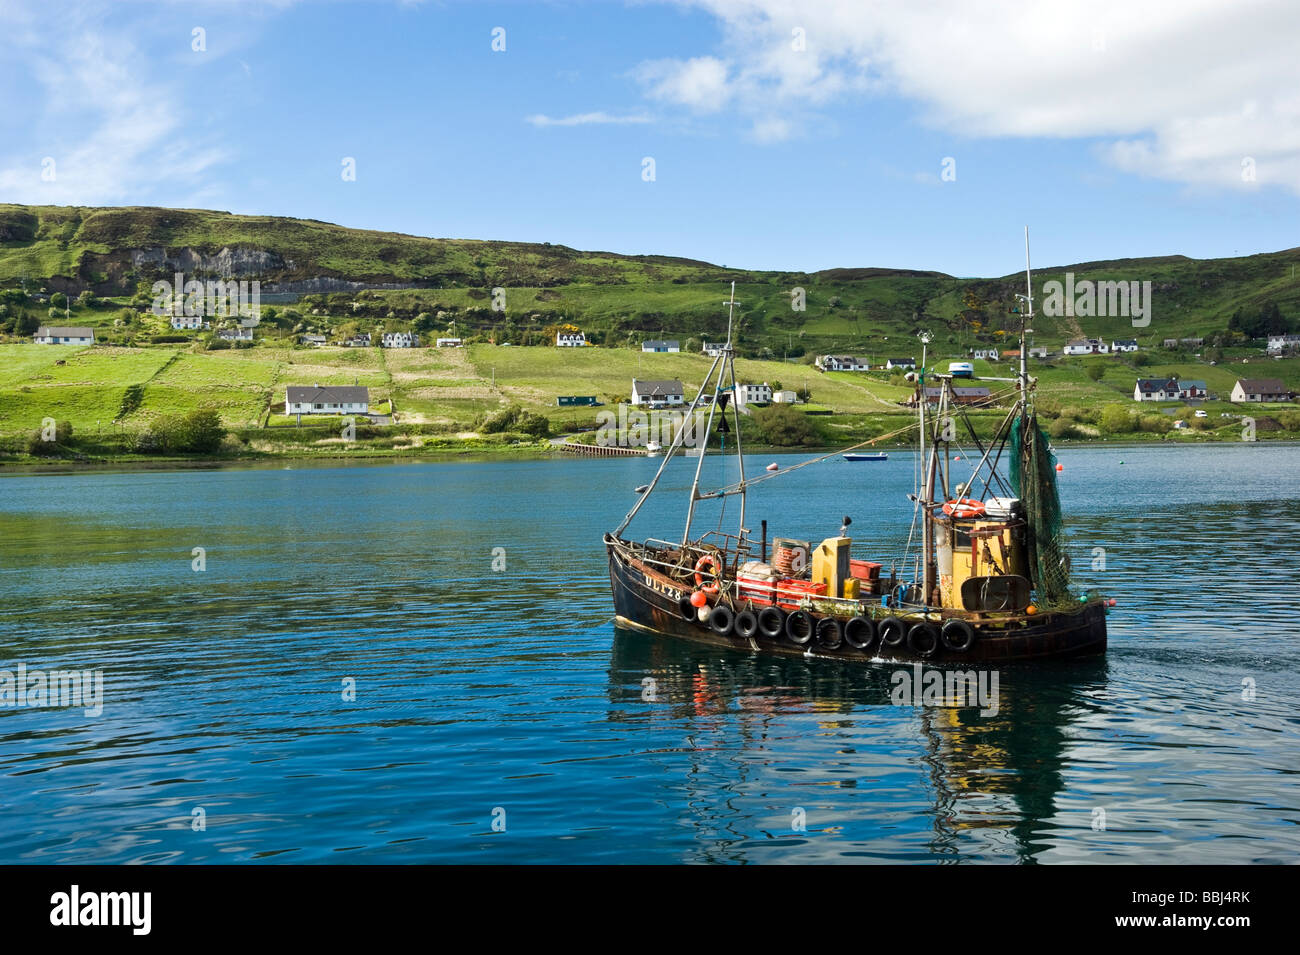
[3,203,1297,357]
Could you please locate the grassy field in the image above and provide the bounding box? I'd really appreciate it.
[3,336,1299,462]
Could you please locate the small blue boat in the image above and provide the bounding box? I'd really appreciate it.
[843,452,888,461]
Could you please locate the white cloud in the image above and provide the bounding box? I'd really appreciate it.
[526,111,654,127]
[0,4,229,205]
[640,0,1300,192]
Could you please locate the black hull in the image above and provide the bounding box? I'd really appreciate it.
[606,536,1107,665]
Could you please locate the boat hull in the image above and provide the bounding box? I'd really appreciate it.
[606,536,1107,664]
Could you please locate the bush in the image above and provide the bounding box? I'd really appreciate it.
[1130,351,1151,367]
[1049,417,1080,440]
[1138,414,1173,434]
[25,419,73,455]
[478,405,550,438]
[49,292,67,309]
[1085,362,1106,381]
[130,409,226,454]
[1100,405,1135,433]
[753,404,819,446]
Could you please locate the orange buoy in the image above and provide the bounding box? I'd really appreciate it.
[1025,604,1037,615]
[690,590,708,608]
[1055,463,1064,471]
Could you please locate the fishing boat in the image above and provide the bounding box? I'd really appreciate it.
[605,231,1108,664]
[843,452,888,462]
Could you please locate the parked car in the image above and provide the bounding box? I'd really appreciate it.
[1194,410,1208,418]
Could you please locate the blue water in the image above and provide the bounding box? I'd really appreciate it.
[1,444,1298,863]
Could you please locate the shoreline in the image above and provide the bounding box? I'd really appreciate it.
[3,435,1297,475]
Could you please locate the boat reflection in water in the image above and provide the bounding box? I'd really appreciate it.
[608,624,1109,863]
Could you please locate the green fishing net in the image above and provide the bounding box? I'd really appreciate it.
[1009,413,1073,606]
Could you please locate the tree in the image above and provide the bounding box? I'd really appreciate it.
[50,292,67,309]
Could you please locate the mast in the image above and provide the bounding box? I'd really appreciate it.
[682,281,742,545]
[918,331,935,604]
[1020,226,1033,425]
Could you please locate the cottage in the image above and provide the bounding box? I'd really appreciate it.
[34,326,95,345]
[216,327,253,342]
[1133,377,1180,402]
[170,314,207,330]
[1111,339,1139,352]
[817,355,870,371]
[734,382,772,407]
[1064,338,1108,355]
[1178,380,1208,400]
[1028,346,1049,359]
[1230,378,1291,403]
[285,384,370,416]
[1266,334,1300,354]
[1162,339,1179,348]
[382,331,418,348]
[641,340,680,353]
[436,337,462,348]
[885,357,917,370]
[299,334,327,346]
[556,331,587,347]
[1180,337,1204,347]
[345,333,372,347]
[771,390,798,404]
[630,379,685,407]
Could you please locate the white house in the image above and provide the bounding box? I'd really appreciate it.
[345,333,372,347]
[971,348,999,361]
[300,334,327,346]
[216,327,253,341]
[630,378,685,407]
[734,382,772,407]
[1178,380,1208,400]
[702,341,725,357]
[1231,378,1291,403]
[1133,377,1180,401]
[170,314,208,330]
[1266,334,1300,354]
[642,340,680,353]
[285,384,370,416]
[34,325,95,345]
[885,357,916,370]
[556,331,587,347]
[382,331,418,348]
[1064,338,1108,355]
[771,390,798,404]
[1027,346,1049,359]
[1111,339,1139,352]
[436,337,463,348]
[817,355,869,371]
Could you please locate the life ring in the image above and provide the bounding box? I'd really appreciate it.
[785,610,815,646]
[941,618,977,652]
[942,498,986,519]
[694,554,722,593]
[878,616,906,647]
[814,617,843,650]
[906,622,940,658]
[708,604,735,636]
[844,616,876,650]
[735,610,759,640]
[757,606,786,640]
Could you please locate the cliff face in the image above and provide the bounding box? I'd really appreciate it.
[128,246,291,277]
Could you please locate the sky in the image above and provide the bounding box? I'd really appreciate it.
[1,0,1297,277]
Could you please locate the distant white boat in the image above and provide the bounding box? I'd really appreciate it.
[646,441,662,455]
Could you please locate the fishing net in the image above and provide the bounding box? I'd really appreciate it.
[1009,413,1073,605]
